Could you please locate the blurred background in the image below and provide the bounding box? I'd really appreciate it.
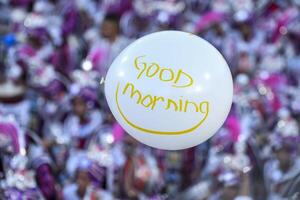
[0,0,300,200]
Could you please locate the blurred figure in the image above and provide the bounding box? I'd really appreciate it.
[64,69,103,150]
[0,64,30,127]
[209,170,252,200]
[63,159,108,200]
[0,115,58,200]
[85,14,130,75]
[119,135,161,199]
[264,134,300,200]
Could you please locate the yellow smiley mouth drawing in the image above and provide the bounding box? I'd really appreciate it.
[115,82,209,135]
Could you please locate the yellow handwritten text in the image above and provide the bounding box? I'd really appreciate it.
[122,82,209,113]
[115,82,209,135]
[134,56,194,88]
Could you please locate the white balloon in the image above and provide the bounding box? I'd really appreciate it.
[105,31,233,150]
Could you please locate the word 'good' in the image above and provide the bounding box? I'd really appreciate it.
[134,56,194,88]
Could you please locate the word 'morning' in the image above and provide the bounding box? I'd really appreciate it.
[122,82,209,114]
[134,56,194,88]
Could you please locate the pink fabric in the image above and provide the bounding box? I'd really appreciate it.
[252,73,284,114]
[225,114,240,143]
[271,93,282,113]
[195,12,225,32]
[112,122,124,142]
[88,47,107,72]
[253,73,286,91]
[19,44,36,58]
[272,7,299,42]
[263,73,286,90]
[264,74,284,112]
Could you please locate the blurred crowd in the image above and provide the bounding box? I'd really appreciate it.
[0,0,300,199]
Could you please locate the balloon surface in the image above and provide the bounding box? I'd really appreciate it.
[105,31,233,150]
